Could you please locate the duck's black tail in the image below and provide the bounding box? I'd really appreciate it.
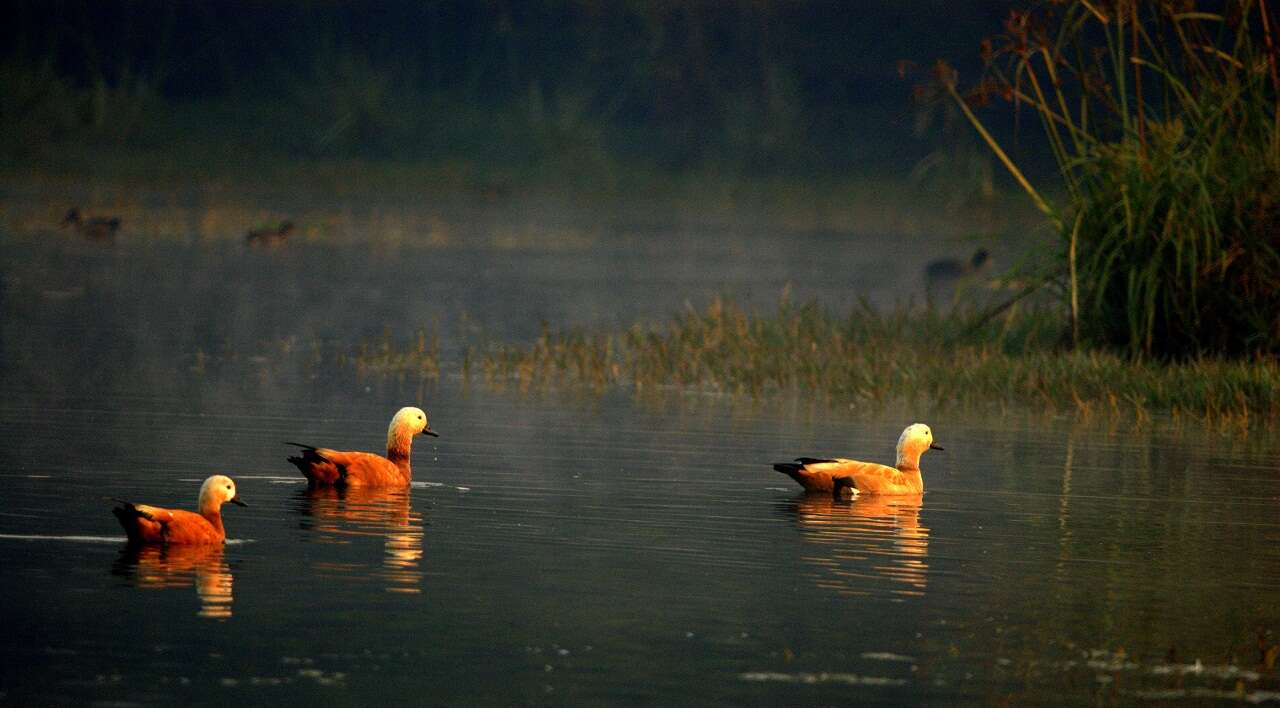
[773,457,836,478]
[284,442,346,485]
[284,442,329,468]
[108,498,153,522]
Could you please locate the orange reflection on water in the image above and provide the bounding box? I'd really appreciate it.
[296,487,425,594]
[788,493,929,599]
[112,544,234,619]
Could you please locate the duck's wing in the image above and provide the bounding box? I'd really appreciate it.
[287,444,403,487]
[286,443,345,485]
[154,509,224,544]
[774,457,906,493]
[322,451,405,486]
[840,461,917,495]
[795,457,839,466]
[112,501,176,543]
[774,457,859,492]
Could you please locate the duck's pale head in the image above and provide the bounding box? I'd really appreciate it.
[389,406,438,439]
[896,423,942,468]
[198,474,247,514]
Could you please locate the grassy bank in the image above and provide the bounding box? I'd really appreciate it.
[0,141,1036,249]
[398,299,1277,428]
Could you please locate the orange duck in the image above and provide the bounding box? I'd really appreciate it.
[773,423,942,495]
[245,220,295,247]
[924,248,991,302]
[287,406,439,488]
[62,208,121,242]
[112,475,247,545]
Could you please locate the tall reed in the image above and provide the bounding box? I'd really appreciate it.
[940,1,1280,358]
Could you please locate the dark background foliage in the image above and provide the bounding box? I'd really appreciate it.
[1,0,1018,171]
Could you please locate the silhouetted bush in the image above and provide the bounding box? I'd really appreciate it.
[942,1,1280,358]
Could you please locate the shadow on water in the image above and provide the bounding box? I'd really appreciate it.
[111,543,234,619]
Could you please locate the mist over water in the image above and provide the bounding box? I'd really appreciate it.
[1,1,1278,703]
[2,213,1278,705]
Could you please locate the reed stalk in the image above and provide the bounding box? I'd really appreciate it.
[942,1,1280,358]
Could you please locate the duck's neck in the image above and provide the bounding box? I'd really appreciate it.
[386,429,414,478]
[198,503,226,535]
[895,449,925,492]
[197,492,219,518]
[893,463,925,493]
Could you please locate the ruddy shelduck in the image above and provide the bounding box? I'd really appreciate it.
[245,221,295,247]
[286,406,439,488]
[112,475,247,545]
[773,423,943,495]
[62,208,121,242]
[925,248,991,302]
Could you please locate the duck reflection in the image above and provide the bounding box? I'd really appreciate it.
[294,487,425,594]
[112,544,234,619]
[782,493,929,599]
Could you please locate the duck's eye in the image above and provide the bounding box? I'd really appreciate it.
[418,415,423,420]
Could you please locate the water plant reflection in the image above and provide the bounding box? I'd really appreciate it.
[111,543,234,619]
[294,487,425,594]
[784,494,929,599]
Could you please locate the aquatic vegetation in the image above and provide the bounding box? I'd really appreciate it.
[937,1,1280,358]
[347,330,441,381]
[472,298,1279,426]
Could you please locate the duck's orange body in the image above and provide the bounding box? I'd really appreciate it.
[777,458,924,495]
[112,475,246,545]
[925,248,991,303]
[287,406,438,488]
[288,447,413,487]
[62,208,121,242]
[774,423,942,496]
[245,221,294,247]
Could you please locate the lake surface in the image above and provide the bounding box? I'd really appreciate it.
[1,219,1278,705]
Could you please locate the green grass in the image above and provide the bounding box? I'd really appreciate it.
[939,0,1280,358]
[459,298,1278,428]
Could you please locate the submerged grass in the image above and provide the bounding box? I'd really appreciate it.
[469,298,1279,428]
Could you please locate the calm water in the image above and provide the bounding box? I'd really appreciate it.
[1,223,1279,705]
